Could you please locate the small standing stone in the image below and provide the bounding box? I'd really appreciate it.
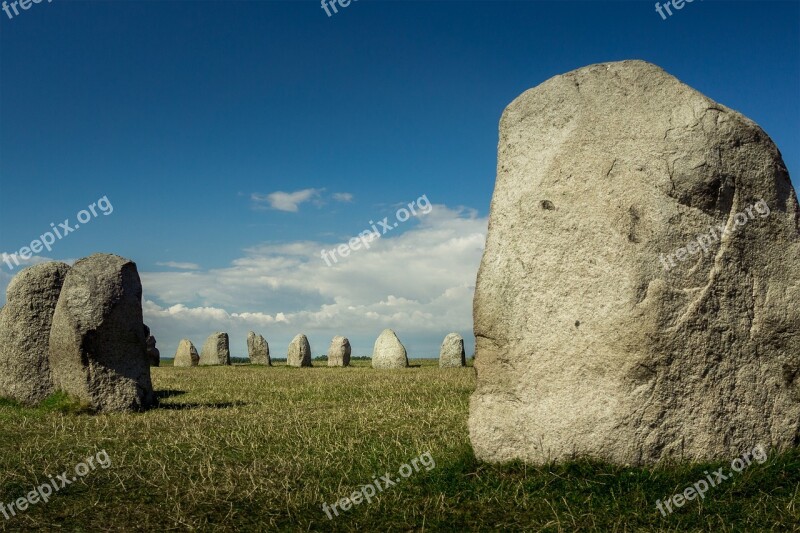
[287,334,312,367]
[144,325,160,367]
[439,333,466,368]
[199,332,231,366]
[327,336,351,367]
[247,331,271,366]
[372,329,409,369]
[174,339,200,367]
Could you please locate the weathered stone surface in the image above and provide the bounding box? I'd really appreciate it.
[470,60,800,466]
[199,332,230,366]
[144,325,160,367]
[439,333,466,368]
[327,336,351,367]
[247,331,271,365]
[372,329,408,369]
[174,339,199,367]
[146,337,160,367]
[287,334,312,367]
[0,262,70,405]
[48,254,155,411]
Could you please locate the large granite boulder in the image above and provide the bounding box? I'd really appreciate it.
[470,60,800,466]
[372,329,408,369]
[439,333,466,368]
[247,331,271,365]
[199,332,230,366]
[327,336,351,367]
[48,254,155,411]
[0,262,70,405]
[174,339,199,367]
[287,334,312,367]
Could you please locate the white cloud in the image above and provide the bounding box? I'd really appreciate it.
[156,261,201,270]
[251,188,323,212]
[141,203,487,359]
[0,204,488,360]
[1,253,56,271]
[332,192,354,202]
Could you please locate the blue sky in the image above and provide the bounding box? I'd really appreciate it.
[1,0,798,358]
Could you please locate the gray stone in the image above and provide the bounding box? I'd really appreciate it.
[48,254,155,411]
[199,332,230,366]
[174,339,199,367]
[247,331,271,365]
[327,336,351,367]
[144,326,160,367]
[0,262,70,405]
[439,333,466,368]
[470,60,800,466]
[372,329,408,369]
[287,334,312,367]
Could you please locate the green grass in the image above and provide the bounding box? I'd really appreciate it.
[0,360,797,531]
[0,391,94,416]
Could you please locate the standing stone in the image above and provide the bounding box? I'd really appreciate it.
[0,262,70,405]
[199,332,231,366]
[470,60,800,466]
[372,329,409,369]
[145,336,160,367]
[327,336,351,367]
[439,333,466,368]
[144,325,160,367]
[287,334,312,367]
[247,331,271,365]
[48,254,155,411]
[174,339,200,367]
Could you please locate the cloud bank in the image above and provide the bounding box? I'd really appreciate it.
[0,203,487,362]
[141,203,486,359]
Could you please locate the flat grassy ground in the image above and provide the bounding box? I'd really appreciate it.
[0,359,798,532]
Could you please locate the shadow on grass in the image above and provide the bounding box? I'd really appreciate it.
[1,391,245,414]
[154,389,187,400]
[380,442,800,531]
[155,400,248,410]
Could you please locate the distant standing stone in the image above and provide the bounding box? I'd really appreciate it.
[144,325,160,367]
[372,329,409,369]
[247,331,271,366]
[48,254,155,411]
[287,334,312,367]
[439,333,466,368]
[327,336,351,367]
[199,332,231,366]
[0,262,70,405]
[174,339,200,367]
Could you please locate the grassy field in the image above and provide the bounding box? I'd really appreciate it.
[0,359,798,532]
